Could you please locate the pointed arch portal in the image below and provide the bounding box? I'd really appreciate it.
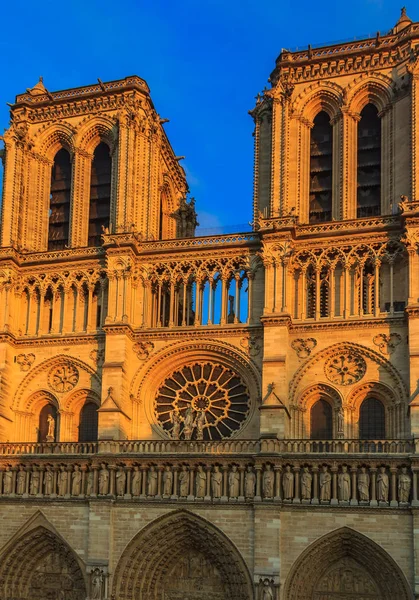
[112,510,253,600]
[284,527,412,600]
[0,525,86,600]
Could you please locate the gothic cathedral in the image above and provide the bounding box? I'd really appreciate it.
[0,9,418,600]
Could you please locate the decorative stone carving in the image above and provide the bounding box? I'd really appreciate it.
[195,465,206,497]
[48,363,79,393]
[291,338,317,359]
[377,466,389,502]
[259,578,275,600]
[155,362,250,440]
[16,352,35,371]
[89,349,105,365]
[116,466,126,496]
[358,466,370,502]
[211,465,223,498]
[16,464,26,495]
[99,463,109,495]
[72,464,82,496]
[163,465,174,496]
[58,465,68,496]
[228,465,240,498]
[46,414,55,442]
[314,558,380,598]
[86,469,94,496]
[90,567,105,599]
[263,464,274,498]
[245,465,256,498]
[398,466,411,503]
[240,334,262,357]
[133,340,154,360]
[2,466,12,495]
[373,333,402,354]
[30,468,40,495]
[338,465,351,501]
[324,351,366,386]
[282,465,294,500]
[44,465,54,495]
[179,464,190,496]
[131,466,141,496]
[320,465,331,501]
[301,466,312,500]
[147,465,158,496]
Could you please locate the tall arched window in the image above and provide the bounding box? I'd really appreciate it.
[48,149,71,251]
[88,143,111,246]
[79,402,98,442]
[306,265,316,319]
[357,104,381,218]
[38,403,58,443]
[359,397,385,439]
[310,399,333,439]
[309,111,332,223]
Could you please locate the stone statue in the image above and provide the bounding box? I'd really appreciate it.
[44,465,54,495]
[320,465,331,501]
[245,465,256,498]
[3,466,12,495]
[170,410,181,440]
[301,466,312,501]
[86,469,94,496]
[358,466,370,502]
[46,414,55,441]
[195,465,206,497]
[91,567,104,599]
[377,466,389,502]
[131,465,141,496]
[338,465,350,501]
[179,465,189,496]
[228,465,240,498]
[282,465,294,500]
[261,579,274,600]
[116,466,126,496]
[99,463,109,495]
[211,465,222,498]
[337,408,344,434]
[195,411,206,441]
[16,465,26,495]
[72,464,82,496]
[148,466,158,496]
[183,406,196,440]
[58,465,67,496]
[30,468,40,495]
[398,467,411,503]
[163,465,173,496]
[263,464,274,498]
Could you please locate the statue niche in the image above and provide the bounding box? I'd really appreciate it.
[162,549,224,600]
[313,557,380,599]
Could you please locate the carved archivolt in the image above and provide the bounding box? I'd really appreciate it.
[0,512,87,600]
[112,509,253,600]
[283,527,412,600]
[291,80,344,121]
[296,383,342,411]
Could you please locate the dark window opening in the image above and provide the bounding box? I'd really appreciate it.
[79,402,98,442]
[88,143,111,246]
[359,397,385,439]
[310,399,333,439]
[38,403,58,443]
[357,104,381,218]
[48,149,71,251]
[309,111,332,224]
[306,265,316,319]
[320,267,329,317]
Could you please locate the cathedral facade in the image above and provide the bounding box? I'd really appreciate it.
[0,9,418,600]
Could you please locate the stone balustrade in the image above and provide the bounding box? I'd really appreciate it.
[0,438,413,457]
[0,456,417,508]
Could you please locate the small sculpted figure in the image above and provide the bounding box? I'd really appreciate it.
[44,465,54,495]
[377,466,389,502]
[58,465,68,496]
[338,465,350,501]
[163,465,173,496]
[301,466,312,501]
[99,463,109,495]
[30,468,40,495]
[72,464,82,496]
[195,465,206,497]
[282,465,294,500]
[319,465,331,501]
[131,466,141,496]
[228,465,240,498]
[16,465,26,495]
[398,467,411,503]
[116,466,126,496]
[358,466,370,502]
[245,466,256,499]
[179,465,189,496]
[263,464,274,499]
[211,465,222,498]
[147,466,158,496]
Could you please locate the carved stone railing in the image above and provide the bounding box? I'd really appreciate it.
[0,455,416,509]
[0,438,413,457]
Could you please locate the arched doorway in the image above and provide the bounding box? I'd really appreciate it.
[112,510,253,599]
[284,527,412,600]
[0,525,87,599]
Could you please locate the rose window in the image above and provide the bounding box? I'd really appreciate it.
[154,363,250,440]
[324,351,366,386]
[48,363,79,393]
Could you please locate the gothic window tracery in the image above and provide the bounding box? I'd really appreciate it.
[48,149,72,251]
[357,104,381,218]
[79,401,98,442]
[359,397,385,439]
[309,111,333,224]
[88,142,112,246]
[310,399,333,439]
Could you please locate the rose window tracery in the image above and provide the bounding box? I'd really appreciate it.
[324,351,366,386]
[155,362,250,440]
[48,363,79,393]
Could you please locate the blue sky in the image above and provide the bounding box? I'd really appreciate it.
[0,0,411,232]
